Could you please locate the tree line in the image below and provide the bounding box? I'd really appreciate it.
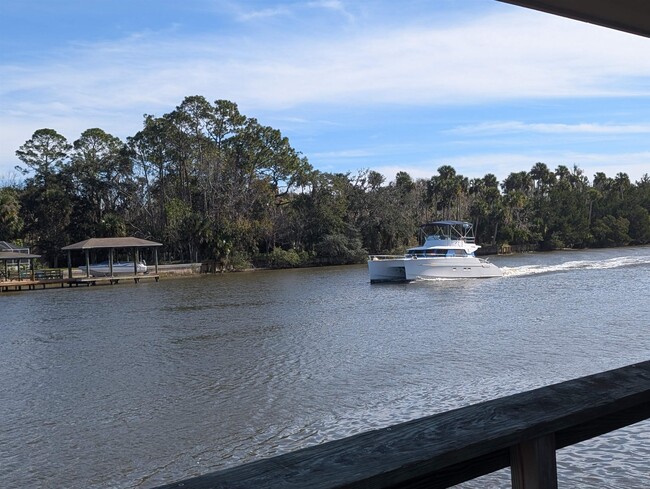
[1,95,649,268]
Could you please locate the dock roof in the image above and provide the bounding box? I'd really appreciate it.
[0,251,41,259]
[61,237,162,250]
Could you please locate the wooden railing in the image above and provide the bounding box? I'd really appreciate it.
[34,269,64,280]
[154,361,650,489]
[2,269,63,281]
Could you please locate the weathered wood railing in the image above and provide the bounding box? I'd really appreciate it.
[155,361,650,489]
[34,269,64,280]
[2,268,62,280]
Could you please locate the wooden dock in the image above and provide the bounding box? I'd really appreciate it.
[67,274,160,286]
[0,274,160,293]
[2,237,163,293]
[0,279,61,292]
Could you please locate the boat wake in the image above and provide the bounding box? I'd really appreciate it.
[501,255,650,278]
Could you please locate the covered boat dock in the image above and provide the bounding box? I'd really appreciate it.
[61,237,162,285]
[1,237,164,292]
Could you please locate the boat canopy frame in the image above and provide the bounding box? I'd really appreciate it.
[418,221,476,244]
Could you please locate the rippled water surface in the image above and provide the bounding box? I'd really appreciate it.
[2,247,650,488]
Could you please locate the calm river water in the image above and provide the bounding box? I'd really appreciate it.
[2,247,650,488]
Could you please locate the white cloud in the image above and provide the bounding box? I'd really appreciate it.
[2,6,650,176]
[311,148,377,159]
[3,9,649,114]
[307,0,355,22]
[449,121,650,135]
[237,6,292,21]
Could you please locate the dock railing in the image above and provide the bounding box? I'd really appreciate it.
[155,360,650,489]
[1,267,62,280]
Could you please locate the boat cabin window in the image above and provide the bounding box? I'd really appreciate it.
[447,249,468,257]
[407,249,469,257]
[424,249,447,256]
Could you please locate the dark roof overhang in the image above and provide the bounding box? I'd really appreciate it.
[497,0,650,38]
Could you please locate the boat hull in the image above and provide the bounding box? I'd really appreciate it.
[79,262,147,277]
[367,257,407,283]
[368,256,502,282]
[405,257,502,280]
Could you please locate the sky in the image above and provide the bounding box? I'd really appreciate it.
[1,0,650,185]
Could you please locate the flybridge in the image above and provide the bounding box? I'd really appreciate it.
[419,221,476,244]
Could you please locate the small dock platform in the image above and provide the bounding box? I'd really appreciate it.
[1,274,160,293]
[1,279,60,292]
[67,274,160,286]
[1,268,68,292]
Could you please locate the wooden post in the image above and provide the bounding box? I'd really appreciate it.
[67,250,72,279]
[133,247,137,275]
[85,250,90,278]
[511,434,558,489]
[154,247,159,274]
[109,248,114,277]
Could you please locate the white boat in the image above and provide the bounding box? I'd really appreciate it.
[368,221,502,282]
[79,261,147,277]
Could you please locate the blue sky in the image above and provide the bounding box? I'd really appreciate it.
[1,0,649,185]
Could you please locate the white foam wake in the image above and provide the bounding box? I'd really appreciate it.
[501,255,650,277]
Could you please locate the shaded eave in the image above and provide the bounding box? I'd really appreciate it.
[497,0,650,38]
[0,251,41,260]
[61,237,163,251]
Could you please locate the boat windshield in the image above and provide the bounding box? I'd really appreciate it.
[407,248,469,257]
